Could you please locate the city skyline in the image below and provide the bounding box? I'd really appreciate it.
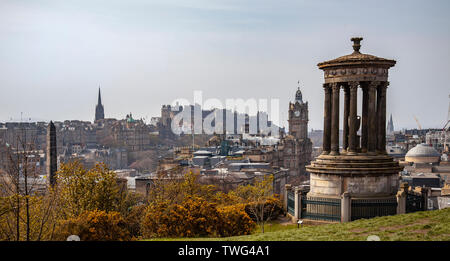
[1,0,449,130]
[0,1,449,245]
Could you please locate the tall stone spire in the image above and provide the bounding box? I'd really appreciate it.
[46,121,57,186]
[98,87,102,105]
[95,87,105,122]
[386,114,394,135]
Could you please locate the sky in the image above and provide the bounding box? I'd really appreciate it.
[0,0,449,130]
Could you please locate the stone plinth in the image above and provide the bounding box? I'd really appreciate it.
[306,154,402,221]
[307,154,402,198]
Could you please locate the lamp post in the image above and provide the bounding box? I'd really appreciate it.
[297,219,303,229]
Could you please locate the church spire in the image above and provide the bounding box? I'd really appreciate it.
[98,87,102,105]
[386,113,394,135]
[95,87,105,122]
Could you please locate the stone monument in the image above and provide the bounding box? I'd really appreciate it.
[46,121,57,186]
[305,37,403,221]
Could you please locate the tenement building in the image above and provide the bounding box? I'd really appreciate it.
[306,37,403,221]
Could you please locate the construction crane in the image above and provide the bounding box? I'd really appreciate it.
[413,115,422,130]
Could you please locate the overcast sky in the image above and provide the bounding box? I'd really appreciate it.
[1,0,449,130]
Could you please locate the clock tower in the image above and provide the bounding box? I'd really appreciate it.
[288,86,308,140]
[281,84,312,181]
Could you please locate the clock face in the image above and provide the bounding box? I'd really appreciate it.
[294,110,300,117]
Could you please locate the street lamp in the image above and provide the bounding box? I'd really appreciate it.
[297,219,303,229]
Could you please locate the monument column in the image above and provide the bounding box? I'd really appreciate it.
[348,81,358,154]
[330,83,340,155]
[361,85,369,153]
[342,85,350,152]
[46,121,57,186]
[368,81,379,154]
[377,82,388,154]
[376,84,381,153]
[322,84,332,154]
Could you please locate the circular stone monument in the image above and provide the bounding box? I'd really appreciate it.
[305,37,403,221]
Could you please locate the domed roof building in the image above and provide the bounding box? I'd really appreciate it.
[405,143,441,164]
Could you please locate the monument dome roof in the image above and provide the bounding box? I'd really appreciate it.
[405,143,440,158]
[317,37,396,69]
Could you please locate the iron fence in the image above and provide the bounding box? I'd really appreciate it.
[351,198,397,221]
[287,190,295,216]
[302,195,341,222]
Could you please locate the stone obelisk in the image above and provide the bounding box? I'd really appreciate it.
[46,121,57,186]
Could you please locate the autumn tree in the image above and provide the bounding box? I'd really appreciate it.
[216,204,255,237]
[180,171,217,201]
[146,169,184,205]
[233,175,281,233]
[55,210,131,241]
[55,161,144,239]
[141,171,255,238]
[147,170,217,205]
[56,161,123,218]
[142,196,220,238]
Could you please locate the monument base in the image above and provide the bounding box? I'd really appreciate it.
[305,154,402,221]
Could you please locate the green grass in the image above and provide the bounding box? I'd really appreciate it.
[145,208,450,241]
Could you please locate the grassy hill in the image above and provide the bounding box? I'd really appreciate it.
[148,208,450,241]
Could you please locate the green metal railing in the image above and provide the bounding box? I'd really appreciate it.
[292,192,399,222]
[351,198,397,221]
[287,190,295,216]
[302,196,341,222]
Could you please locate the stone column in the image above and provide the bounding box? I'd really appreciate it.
[342,86,350,153]
[284,184,292,212]
[361,85,369,153]
[322,84,332,155]
[348,82,358,155]
[377,82,388,154]
[376,84,381,153]
[397,183,408,214]
[294,187,302,220]
[367,81,379,155]
[330,83,340,155]
[396,190,406,214]
[341,192,351,222]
